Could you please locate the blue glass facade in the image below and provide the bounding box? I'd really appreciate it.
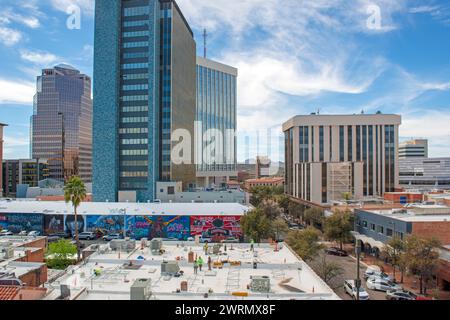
[195,58,237,180]
[93,0,196,202]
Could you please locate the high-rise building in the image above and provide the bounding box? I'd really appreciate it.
[399,139,428,159]
[399,157,450,191]
[0,123,7,196]
[2,159,49,197]
[31,64,92,183]
[195,57,237,187]
[283,114,401,204]
[93,0,196,202]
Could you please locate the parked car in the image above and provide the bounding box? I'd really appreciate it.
[386,290,417,301]
[326,247,348,257]
[344,280,370,300]
[18,231,27,236]
[47,235,62,243]
[199,237,212,243]
[102,233,122,241]
[49,232,71,239]
[363,265,392,282]
[221,237,239,243]
[0,230,13,237]
[186,237,195,242]
[366,277,402,292]
[77,232,96,240]
[28,231,40,237]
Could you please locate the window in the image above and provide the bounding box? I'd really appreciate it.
[124,6,149,17]
[168,186,175,195]
[386,228,393,237]
[363,221,368,228]
[122,30,149,37]
[377,225,384,234]
[123,41,149,48]
[370,223,375,231]
[121,63,149,70]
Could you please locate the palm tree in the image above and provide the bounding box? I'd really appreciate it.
[64,176,86,262]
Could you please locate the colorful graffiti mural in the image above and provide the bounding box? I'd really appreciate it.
[0,213,43,234]
[190,216,242,240]
[86,215,124,235]
[64,215,85,236]
[44,214,64,234]
[126,215,190,240]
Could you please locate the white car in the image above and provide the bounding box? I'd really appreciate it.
[366,277,402,292]
[28,231,40,237]
[363,265,392,282]
[344,280,370,300]
[0,230,13,237]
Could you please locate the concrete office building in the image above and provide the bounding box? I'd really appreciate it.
[399,157,450,191]
[2,159,49,198]
[195,57,237,187]
[0,123,6,196]
[399,139,428,159]
[283,114,402,204]
[93,0,196,203]
[31,65,92,183]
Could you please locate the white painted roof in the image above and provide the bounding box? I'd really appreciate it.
[361,209,450,222]
[0,200,250,216]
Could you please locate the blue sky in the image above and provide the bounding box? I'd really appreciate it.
[0,0,450,163]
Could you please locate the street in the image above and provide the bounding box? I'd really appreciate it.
[309,250,387,300]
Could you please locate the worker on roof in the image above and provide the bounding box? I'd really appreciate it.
[197,256,204,272]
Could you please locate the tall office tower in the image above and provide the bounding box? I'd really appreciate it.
[0,123,7,196]
[399,139,428,159]
[195,57,237,187]
[93,0,196,202]
[283,114,401,204]
[31,65,92,183]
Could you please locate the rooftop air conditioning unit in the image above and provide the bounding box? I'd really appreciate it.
[161,261,180,276]
[250,276,271,293]
[130,278,152,300]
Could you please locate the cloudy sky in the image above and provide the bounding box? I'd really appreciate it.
[0,0,450,162]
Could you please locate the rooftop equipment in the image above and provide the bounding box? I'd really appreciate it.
[250,276,271,293]
[161,261,180,276]
[130,278,152,300]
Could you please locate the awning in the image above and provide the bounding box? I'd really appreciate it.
[351,232,385,249]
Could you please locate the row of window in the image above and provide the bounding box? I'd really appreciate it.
[122,84,148,91]
[120,138,148,145]
[123,52,149,59]
[123,41,148,48]
[124,6,149,17]
[121,160,148,167]
[121,117,148,123]
[120,149,148,156]
[120,171,148,177]
[123,20,148,28]
[119,127,148,134]
[121,95,148,101]
[122,106,148,113]
[122,73,148,80]
[358,220,404,239]
[122,63,149,70]
[122,30,149,38]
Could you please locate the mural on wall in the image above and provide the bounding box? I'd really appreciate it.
[190,216,242,240]
[86,215,124,235]
[126,215,190,240]
[44,215,64,234]
[64,215,85,236]
[0,213,43,234]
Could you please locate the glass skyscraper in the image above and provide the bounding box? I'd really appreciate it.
[93,0,196,202]
[195,57,237,187]
[31,64,92,183]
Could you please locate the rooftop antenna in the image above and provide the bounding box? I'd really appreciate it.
[203,28,207,58]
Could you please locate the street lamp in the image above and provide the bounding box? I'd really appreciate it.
[355,239,362,301]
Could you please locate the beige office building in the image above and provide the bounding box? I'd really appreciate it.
[399,139,428,159]
[283,114,402,204]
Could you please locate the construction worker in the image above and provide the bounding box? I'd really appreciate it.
[250,239,255,252]
[203,243,209,255]
[193,260,199,275]
[197,256,204,272]
[208,256,212,271]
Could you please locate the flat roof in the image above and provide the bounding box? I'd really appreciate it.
[196,56,238,76]
[0,200,250,216]
[357,209,450,222]
[283,114,401,131]
[46,242,339,300]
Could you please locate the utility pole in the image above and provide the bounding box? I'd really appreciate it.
[355,239,362,301]
[203,28,207,58]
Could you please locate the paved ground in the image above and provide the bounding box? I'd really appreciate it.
[309,250,386,300]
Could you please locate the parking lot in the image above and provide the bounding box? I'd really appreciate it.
[310,250,387,300]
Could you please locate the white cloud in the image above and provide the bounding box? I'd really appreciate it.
[0,79,35,104]
[20,50,60,65]
[0,26,22,46]
[50,0,94,16]
[409,6,440,14]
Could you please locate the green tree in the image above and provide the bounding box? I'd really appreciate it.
[259,199,283,220]
[271,217,289,242]
[304,207,324,229]
[64,176,87,262]
[274,194,290,213]
[323,210,354,250]
[249,185,284,207]
[240,208,272,243]
[286,227,324,261]
[381,236,405,282]
[404,235,441,295]
[288,201,305,222]
[46,239,77,270]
